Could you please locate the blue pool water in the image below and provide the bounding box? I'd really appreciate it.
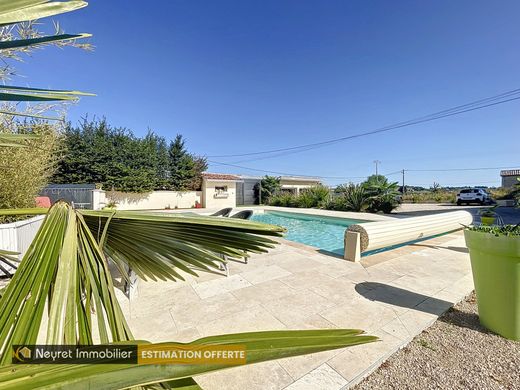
[250,211,366,256]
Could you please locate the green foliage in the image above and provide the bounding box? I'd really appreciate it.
[333,183,369,212]
[363,177,401,214]
[268,186,330,208]
[466,224,520,237]
[0,1,92,118]
[297,185,330,208]
[0,123,60,222]
[52,120,207,193]
[256,175,281,204]
[269,192,298,207]
[167,134,207,190]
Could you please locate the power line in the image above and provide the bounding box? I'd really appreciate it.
[209,160,516,182]
[208,160,368,179]
[208,88,520,159]
[406,166,518,172]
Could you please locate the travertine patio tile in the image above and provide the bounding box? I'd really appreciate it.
[197,305,285,337]
[195,361,293,390]
[230,279,297,305]
[283,363,347,390]
[126,308,177,341]
[397,308,437,335]
[262,291,336,325]
[328,329,402,382]
[309,260,362,279]
[278,271,336,290]
[282,314,337,330]
[279,351,341,382]
[170,292,256,330]
[319,297,397,333]
[380,316,412,341]
[307,277,363,304]
[240,264,292,285]
[389,274,449,296]
[276,256,324,272]
[192,274,252,299]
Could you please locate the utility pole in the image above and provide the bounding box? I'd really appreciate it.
[373,160,381,176]
[402,169,406,194]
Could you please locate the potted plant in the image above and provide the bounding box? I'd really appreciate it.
[478,205,498,225]
[464,224,520,340]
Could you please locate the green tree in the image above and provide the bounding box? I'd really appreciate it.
[255,175,281,204]
[53,119,159,192]
[167,134,207,190]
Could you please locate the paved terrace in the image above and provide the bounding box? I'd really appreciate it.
[116,214,474,390]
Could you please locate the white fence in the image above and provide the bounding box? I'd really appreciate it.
[0,215,45,261]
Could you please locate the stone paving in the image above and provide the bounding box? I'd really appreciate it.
[116,223,474,389]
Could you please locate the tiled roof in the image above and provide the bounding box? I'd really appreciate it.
[500,169,520,177]
[202,172,239,181]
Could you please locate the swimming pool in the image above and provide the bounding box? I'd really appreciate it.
[250,211,366,256]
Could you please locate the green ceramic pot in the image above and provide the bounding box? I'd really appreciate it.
[464,230,520,340]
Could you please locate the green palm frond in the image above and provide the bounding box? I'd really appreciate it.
[0,0,88,26]
[0,85,95,102]
[0,330,377,389]
[0,32,91,50]
[0,202,285,364]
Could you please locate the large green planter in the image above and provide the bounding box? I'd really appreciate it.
[464,230,520,340]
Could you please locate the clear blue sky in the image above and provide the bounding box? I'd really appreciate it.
[18,0,520,187]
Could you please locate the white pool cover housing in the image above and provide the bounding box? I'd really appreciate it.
[344,210,473,262]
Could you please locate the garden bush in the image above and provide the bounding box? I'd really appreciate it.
[0,123,61,223]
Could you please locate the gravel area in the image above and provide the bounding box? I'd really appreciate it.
[354,292,520,390]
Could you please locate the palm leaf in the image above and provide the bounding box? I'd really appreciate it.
[0,85,94,102]
[0,202,285,363]
[0,33,91,50]
[0,330,377,389]
[0,0,88,26]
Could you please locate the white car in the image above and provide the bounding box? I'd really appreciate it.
[456,188,491,205]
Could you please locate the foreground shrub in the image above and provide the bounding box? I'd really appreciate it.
[323,184,369,212]
[361,176,401,214]
[297,185,331,208]
[269,192,298,207]
[0,123,60,223]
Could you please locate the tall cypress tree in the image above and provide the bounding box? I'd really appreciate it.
[168,134,194,190]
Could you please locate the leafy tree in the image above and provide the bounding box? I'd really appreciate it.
[53,119,158,192]
[255,175,281,204]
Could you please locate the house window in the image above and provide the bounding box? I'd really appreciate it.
[214,185,229,198]
[215,186,228,194]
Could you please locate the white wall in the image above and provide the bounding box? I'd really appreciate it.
[202,180,237,208]
[0,215,45,261]
[104,191,202,210]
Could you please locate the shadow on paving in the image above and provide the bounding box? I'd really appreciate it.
[409,243,469,254]
[355,282,453,315]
